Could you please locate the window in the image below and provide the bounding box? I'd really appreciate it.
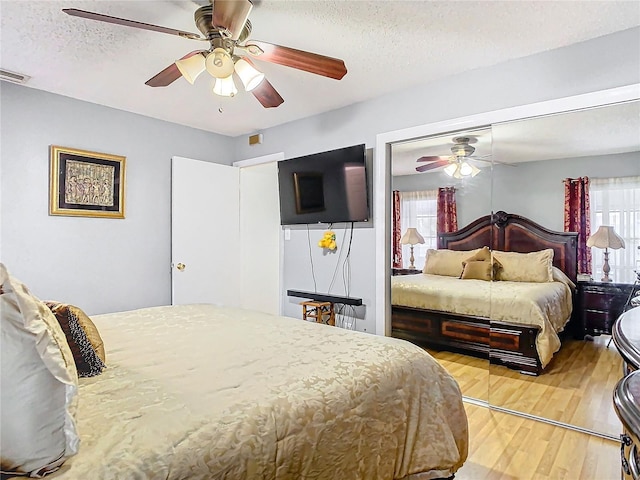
[399,190,437,269]
[589,176,640,284]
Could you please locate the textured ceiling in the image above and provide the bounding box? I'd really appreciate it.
[1,0,639,137]
[391,100,640,176]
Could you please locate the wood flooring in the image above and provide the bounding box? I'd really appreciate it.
[457,403,620,479]
[427,334,623,437]
[427,349,489,401]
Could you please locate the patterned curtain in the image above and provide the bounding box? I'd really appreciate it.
[563,177,592,274]
[392,190,402,268]
[437,187,458,234]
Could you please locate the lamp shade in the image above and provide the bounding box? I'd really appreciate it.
[401,228,425,245]
[587,225,626,250]
[175,54,205,84]
[444,161,480,178]
[213,75,238,97]
[205,48,234,79]
[443,163,458,177]
[234,58,265,91]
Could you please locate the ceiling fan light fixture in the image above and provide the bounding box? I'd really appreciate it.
[213,75,238,97]
[459,161,473,177]
[175,54,206,84]
[234,58,265,91]
[206,48,235,79]
[451,144,475,157]
[443,163,458,177]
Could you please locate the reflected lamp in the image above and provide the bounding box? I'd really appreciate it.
[401,228,425,269]
[587,225,625,283]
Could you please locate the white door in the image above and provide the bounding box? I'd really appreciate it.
[239,162,281,315]
[171,156,240,306]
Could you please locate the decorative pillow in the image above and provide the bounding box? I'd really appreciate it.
[46,301,106,377]
[491,249,554,282]
[423,248,482,277]
[462,246,491,264]
[552,266,577,290]
[462,246,502,279]
[460,260,493,281]
[0,264,79,477]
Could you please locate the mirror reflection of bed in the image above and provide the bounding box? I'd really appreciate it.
[389,99,640,438]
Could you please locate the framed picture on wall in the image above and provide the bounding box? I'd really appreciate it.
[49,145,126,218]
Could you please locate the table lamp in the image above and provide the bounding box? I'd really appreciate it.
[401,228,425,270]
[587,225,625,283]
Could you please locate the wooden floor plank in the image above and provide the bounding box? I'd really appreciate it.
[456,403,619,480]
[429,334,622,437]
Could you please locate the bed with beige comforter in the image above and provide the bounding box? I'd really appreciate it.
[53,304,468,480]
[392,274,573,368]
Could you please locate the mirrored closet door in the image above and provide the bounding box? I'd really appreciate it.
[384,89,640,438]
[488,100,640,438]
[389,128,493,403]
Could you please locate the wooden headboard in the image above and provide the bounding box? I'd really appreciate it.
[438,211,578,284]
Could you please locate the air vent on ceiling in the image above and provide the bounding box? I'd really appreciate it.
[0,69,30,85]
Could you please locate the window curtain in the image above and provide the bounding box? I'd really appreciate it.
[399,190,438,269]
[437,187,458,234]
[590,176,640,283]
[563,177,592,275]
[392,190,402,268]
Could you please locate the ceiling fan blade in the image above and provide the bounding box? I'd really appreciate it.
[145,51,206,87]
[212,0,253,41]
[415,160,450,173]
[62,9,204,40]
[245,41,347,80]
[251,78,284,108]
[416,156,449,163]
[471,157,517,166]
[492,160,517,167]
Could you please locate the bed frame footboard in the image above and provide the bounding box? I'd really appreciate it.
[391,305,542,375]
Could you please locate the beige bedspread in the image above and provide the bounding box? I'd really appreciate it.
[391,274,573,368]
[54,304,468,480]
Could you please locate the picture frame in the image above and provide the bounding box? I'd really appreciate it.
[49,145,126,218]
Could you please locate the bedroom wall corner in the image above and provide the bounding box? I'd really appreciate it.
[0,83,235,315]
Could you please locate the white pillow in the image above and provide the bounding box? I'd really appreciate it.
[0,264,79,477]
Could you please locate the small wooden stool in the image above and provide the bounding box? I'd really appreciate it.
[301,301,335,326]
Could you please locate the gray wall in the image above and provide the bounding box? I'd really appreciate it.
[233,27,640,333]
[0,83,234,315]
[392,170,492,229]
[492,152,640,231]
[2,27,638,328]
[393,152,640,233]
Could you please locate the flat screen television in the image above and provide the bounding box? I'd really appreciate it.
[278,144,369,225]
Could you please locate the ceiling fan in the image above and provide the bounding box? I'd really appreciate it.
[62,0,347,108]
[415,136,494,178]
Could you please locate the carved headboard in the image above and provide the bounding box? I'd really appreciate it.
[438,211,578,284]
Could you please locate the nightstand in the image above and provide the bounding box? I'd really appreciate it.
[577,280,634,337]
[392,268,422,276]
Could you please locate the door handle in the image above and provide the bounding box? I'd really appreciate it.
[176,263,186,271]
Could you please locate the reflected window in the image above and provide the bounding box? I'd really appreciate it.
[590,175,640,283]
[398,190,437,269]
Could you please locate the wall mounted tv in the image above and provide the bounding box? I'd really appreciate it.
[278,144,369,225]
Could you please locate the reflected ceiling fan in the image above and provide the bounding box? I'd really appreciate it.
[63,0,347,108]
[415,136,495,178]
